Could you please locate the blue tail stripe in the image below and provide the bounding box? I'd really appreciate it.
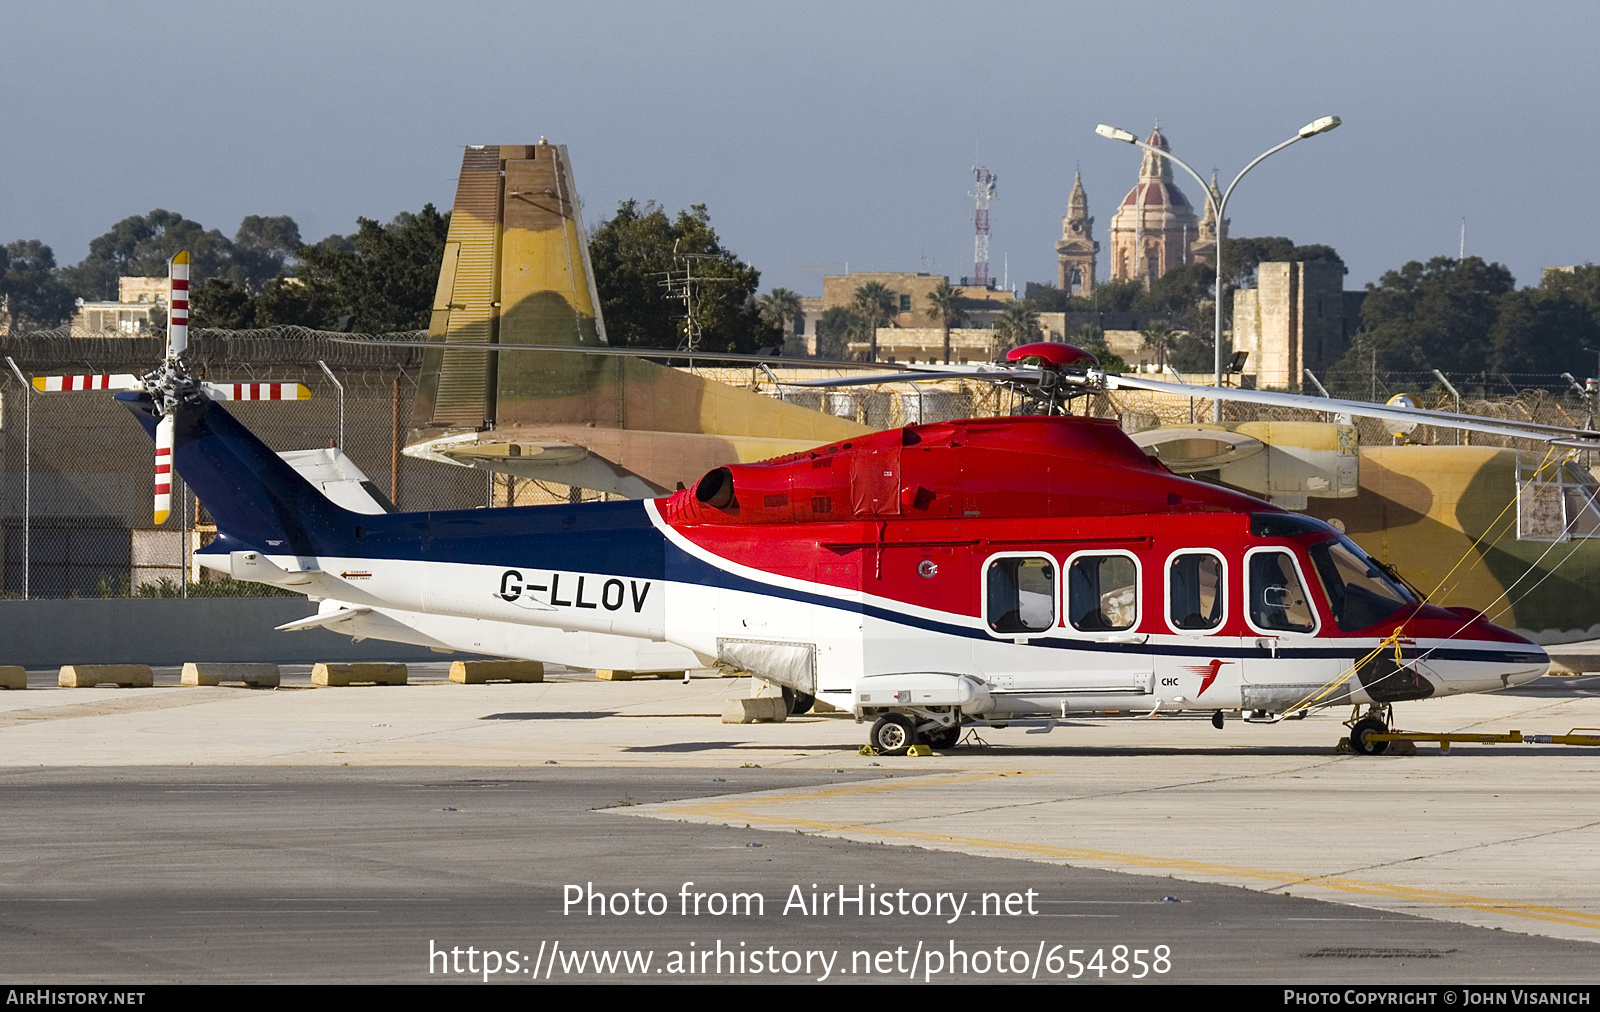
[129,394,668,577]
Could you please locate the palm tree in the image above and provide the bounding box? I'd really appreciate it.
[851,282,898,361]
[924,281,967,364]
[1069,322,1104,350]
[757,287,804,349]
[813,307,859,359]
[1140,320,1180,372]
[995,302,1041,351]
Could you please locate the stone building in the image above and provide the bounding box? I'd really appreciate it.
[1106,126,1222,284]
[1055,172,1098,295]
[1231,261,1360,390]
[71,276,168,336]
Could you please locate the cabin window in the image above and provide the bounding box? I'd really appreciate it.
[1067,552,1139,632]
[985,556,1056,634]
[1307,537,1414,632]
[1167,551,1224,632]
[1247,550,1316,633]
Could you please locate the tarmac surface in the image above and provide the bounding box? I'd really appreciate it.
[2,663,1599,984]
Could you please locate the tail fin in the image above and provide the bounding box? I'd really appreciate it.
[120,393,358,555]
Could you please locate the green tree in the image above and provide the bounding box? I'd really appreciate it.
[1022,282,1070,312]
[1167,330,1216,374]
[1134,262,1214,316]
[1488,288,1600,381]
[265,206,450,331]
[1538,264,1600,315]
[1330,256,1515,389]
[995,302,1041,350]
[1067,323,1128,373]
[190,277,258,329]
[589,200,770,353]
[60,210,235,300]
[1,240,75,330]
[1219,236,1344,291]
[229,215,303,291]
[814,307,861,360]
[1139,319,1180,371]
[757,286,804,348]
[925,280,967,364]
[851,281,898,361]
[1070,278,1143,313]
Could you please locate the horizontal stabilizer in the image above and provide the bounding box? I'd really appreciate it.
[276,607,373,633]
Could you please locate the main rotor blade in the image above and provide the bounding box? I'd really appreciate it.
[324,336,914,373]
[784,366,1046,389]
[1105,373,1600,446]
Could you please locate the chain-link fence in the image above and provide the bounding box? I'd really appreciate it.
[2,328,1592,598]
[0,328,488,599]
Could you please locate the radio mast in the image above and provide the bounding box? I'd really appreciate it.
[970,167,997,286]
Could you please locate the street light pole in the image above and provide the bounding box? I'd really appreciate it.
[1095,117,1340,401]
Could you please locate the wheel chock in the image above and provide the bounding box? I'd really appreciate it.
[181,663,280,688]
[0,666,24,690]
[596,669,684,681]
[59,665,153,688]
[449,660,543,684]
[312,663,407,687]
[907,745,934,757]
[721,698,787,724]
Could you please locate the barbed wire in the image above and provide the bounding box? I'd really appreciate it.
[0,327,1593,596]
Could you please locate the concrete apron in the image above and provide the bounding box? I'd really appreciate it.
[2,666,1598,945]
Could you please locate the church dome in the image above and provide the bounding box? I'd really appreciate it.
[1120,181,1191,210]
[1107,122,1204,283]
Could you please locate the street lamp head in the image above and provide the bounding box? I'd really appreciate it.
[1298,115,1341,138]
[1095,124,1137,144]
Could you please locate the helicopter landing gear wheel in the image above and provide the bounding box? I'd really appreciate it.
[924,725,961,750]
[1349,716,1391,756]
[870,714,918,756]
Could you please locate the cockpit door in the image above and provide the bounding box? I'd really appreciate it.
[1240,547,1344,713]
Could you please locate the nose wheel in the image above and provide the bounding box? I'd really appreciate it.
[1349,715,1391,756]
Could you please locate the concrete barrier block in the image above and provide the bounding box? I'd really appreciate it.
[595,669,684,681]
[312,662,407,687]
[0,666,25,690]
[449,660,544,684]
[59,664,154,688]
[721,697,788,724]
[181,663,280,688]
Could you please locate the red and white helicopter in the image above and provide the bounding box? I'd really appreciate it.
[37,258,1597,756]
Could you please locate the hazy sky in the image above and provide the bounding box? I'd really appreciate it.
[4,1,1597,297]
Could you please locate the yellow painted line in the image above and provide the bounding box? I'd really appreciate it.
[647,772,1600,933]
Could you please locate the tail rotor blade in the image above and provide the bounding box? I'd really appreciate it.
[168,252,190,359]
[31,374,141,392]
[154,412,175,525]
[200,382,311,401]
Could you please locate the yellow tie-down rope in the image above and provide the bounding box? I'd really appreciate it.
[1279,445,1564,720]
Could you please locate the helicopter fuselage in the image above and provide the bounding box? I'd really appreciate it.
[156,402,1546,742]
